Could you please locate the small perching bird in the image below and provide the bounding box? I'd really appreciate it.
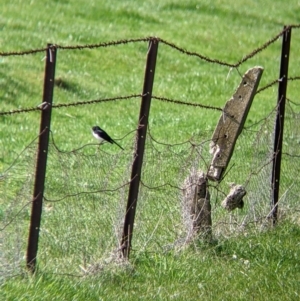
[92,125,124,150]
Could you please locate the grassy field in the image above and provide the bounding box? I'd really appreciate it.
[1,0,300,300]
[2,222,300,300]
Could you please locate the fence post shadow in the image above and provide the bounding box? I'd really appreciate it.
[26,44,57,273]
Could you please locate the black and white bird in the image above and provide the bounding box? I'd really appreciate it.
[92,125,124,150]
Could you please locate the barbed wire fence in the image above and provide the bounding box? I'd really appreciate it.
[1,25,300,279]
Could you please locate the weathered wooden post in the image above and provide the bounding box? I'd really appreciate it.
[183,67,263,239]
[208,66,264,182]
[183,171,211,239]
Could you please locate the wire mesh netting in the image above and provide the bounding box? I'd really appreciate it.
[1,25,300,281]
[1,98,300,279]
[0,139,37,279]
[280,100,300,217]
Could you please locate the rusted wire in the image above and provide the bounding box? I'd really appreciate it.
[0,38,152,56]
[0,94,224,116]
[157,38,235,67]
[1,74,299,117]
[0,106,41,116]
[256,76,300,94]
[234,26,290,67]
[151,95,223,111]
[288,76,300,82]
[0,94,144,116]
[1,24,299,66]
[256,79,280,94]
[52,93,144,109]
[0,47,47,56]
[55,37,152,50]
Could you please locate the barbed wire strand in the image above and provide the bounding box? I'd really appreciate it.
[0,38,152,57]
[55,37,151,51]
[256,76,300,94]
[0,94,144,116]
[157,38,235,68]
[52,93,144,109]
[151,95,223,111]
[1,24,299,69]
[0,47,48,57]
[0,94,224,116]
[1,74,299,116]
[256,79,280,94]
[234,26,289,67]
[0,106,41,116]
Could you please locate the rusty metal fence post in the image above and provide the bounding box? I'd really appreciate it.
[271,26,291,224]
[26,44,57,272]
[121,38,159,258]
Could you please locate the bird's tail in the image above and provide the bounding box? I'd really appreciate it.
[113,140,124,150]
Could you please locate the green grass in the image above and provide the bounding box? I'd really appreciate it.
[2,222,300,300]
[1,0,300,300]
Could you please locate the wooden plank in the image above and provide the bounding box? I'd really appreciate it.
[208,66,264,181]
